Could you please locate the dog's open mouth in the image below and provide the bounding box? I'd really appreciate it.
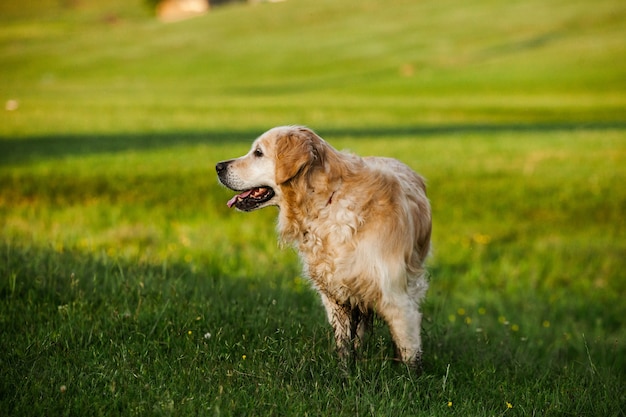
[226,187,275,211]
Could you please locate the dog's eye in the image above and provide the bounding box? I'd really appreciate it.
[254,148,263,158]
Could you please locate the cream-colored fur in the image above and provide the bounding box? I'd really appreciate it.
[216,126,431,369]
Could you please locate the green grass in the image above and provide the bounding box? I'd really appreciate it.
[1,0,625,415]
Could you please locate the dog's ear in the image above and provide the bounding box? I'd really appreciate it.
[275,128,320,184]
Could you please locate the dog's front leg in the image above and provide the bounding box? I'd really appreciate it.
[353,309,373,351]
[319,293,353,362]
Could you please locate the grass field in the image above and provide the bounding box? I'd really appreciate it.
[1,0,625,415]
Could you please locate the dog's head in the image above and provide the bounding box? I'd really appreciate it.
[216,126,326,212]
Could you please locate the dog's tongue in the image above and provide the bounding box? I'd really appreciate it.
[227,189,253,208]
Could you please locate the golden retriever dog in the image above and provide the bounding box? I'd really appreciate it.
[216,126,431,369]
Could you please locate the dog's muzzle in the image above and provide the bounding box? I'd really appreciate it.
[215,160,275,211]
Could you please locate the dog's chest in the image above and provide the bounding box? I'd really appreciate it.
[296,199,364,291]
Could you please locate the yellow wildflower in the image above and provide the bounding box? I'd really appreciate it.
[473,233,492,245]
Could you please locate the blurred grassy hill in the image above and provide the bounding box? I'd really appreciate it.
[1,0,625,137]
[0,0,148,21]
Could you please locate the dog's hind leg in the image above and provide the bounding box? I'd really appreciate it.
[379,296,424,371]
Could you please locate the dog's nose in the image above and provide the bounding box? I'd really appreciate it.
[216,161,227,174]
